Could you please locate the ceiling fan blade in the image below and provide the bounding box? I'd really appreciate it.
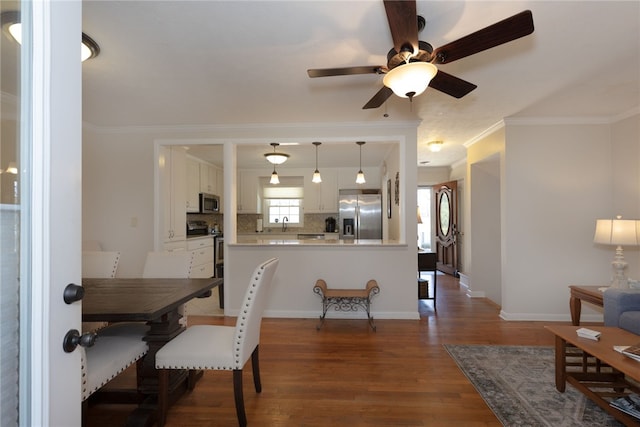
[432,10,534,64]
[362,86,394,109]
[428,71,477,99]
[383,0,419,56]
[307,66,385,78]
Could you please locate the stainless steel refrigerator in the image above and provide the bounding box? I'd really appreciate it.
[339,189,382,239]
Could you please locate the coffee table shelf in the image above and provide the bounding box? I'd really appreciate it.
[546,325,640,426]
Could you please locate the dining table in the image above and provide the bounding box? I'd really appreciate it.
[82,277,223,426]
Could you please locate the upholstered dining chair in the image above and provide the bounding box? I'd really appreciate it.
[82,250,121,333]
[155,257,279,427]
[143,251,194,325]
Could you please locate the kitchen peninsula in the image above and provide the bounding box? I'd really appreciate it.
[226,236,419,322]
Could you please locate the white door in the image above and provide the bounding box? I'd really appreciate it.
[0,1,83,426]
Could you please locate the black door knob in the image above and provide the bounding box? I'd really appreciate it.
[63,329,97,353]
[63,283,84,304]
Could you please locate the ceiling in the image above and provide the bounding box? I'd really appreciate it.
[8,1,640,169]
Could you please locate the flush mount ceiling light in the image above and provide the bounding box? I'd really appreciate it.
[383,62,438,101]
[1,11,100,62]
[312,142,322,184]
[428,141,444,152]
[355,141,366,184]
[264,142,289,165]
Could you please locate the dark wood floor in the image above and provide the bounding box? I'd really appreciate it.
[86,272,565,426]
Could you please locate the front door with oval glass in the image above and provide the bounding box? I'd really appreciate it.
[435,180,458,276]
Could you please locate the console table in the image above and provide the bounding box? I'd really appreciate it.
[569,285,607,325]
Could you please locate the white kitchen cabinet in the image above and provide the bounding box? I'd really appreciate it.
[186,157,200,213]
[160,146,187,246]
[199,163,217,195]
[237,170,261,214]
[216,167,224,210]
[304,168,338,213]
[187,236,214,278]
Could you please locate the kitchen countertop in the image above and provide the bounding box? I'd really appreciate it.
[231,238,405,247]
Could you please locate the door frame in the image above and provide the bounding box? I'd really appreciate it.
[21,1,83,425]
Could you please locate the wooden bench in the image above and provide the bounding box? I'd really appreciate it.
[312,279,380,331]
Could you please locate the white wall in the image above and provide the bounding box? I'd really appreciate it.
[469,156,501,303]
[82,129,156,277]
[500,115,639,321]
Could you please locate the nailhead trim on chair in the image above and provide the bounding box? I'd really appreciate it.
[81,346,148,401]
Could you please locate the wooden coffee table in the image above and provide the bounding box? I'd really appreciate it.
[546,325,640,426]
[569,285,608,325]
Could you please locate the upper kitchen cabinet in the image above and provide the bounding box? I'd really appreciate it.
[200,163,217,195]
[216,167,224,210]
[237,170,262,214]
[186,155,223,213]
[186,157,200,213]
[160,146,187,246]
[304,168,338,213]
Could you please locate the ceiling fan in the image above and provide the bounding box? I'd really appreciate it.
[307,1,534,109]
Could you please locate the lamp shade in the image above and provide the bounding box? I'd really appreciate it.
[594,218,640,246]
[383,62,438,98]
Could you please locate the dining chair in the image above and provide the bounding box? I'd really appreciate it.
[81,250,121,333]
[80,323,149,425]
[82,250,120,278]
[155,257,279,427]
[143,251,194,326]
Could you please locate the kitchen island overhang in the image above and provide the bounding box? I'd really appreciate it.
[225,239,420,321]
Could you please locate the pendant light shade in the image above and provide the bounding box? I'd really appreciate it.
[264,142,289,165]
[270,164,280,185]
[312,142,322,183]
[355,141,366,184]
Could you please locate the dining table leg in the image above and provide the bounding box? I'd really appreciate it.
[126,310,190,426]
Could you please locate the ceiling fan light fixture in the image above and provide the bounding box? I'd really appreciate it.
[383,62,438,99]
[264,142,290,165]
[312,142,322,183]
[428,140,444,152]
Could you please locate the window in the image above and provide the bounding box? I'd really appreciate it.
[261,176,304,228]
[266,199,302,225]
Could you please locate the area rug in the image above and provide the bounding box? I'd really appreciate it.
[444,345,623,427]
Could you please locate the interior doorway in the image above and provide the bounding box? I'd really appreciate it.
[417,187,431,250]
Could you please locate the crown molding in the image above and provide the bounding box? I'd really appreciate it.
[82,119,421,135]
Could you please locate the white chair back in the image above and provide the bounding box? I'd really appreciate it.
[142,251,193,278]
[82,251,120,278]
[232,257,278,369]
[82,240,103,251]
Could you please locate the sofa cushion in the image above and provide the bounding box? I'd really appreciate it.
[619,311,640,336]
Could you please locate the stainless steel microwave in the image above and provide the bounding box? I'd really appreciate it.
[199,193,220,213]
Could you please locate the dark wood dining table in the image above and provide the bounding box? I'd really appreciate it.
[82,277,223,426]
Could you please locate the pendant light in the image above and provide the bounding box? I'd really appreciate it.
[312,142,322,183]
[270,163,280,185]
[355,141,366,184]
[264,142,289,165]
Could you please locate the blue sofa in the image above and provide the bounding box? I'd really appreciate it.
[603,288,640,335]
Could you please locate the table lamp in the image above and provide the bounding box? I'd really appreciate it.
[593,216,640,288]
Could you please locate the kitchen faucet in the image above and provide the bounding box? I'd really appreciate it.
[282,216,288,232]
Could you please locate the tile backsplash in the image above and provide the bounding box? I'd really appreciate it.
[237,213,338,234]
[187,212,339,234]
